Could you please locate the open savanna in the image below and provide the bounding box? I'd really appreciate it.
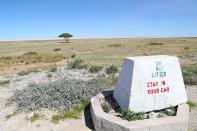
[0,37,197,75]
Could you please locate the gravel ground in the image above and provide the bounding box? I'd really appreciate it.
[0,68,196,131]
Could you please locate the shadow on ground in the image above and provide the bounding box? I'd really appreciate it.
[84,104,94,130]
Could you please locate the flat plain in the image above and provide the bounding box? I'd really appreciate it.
[0,37,197,75]
[0,37,197,130]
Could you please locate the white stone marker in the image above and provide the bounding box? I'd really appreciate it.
[113,55,188,112]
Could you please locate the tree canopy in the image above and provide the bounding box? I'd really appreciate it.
[59,33,73,43]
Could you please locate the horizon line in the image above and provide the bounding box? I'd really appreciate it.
[0,36,197,42]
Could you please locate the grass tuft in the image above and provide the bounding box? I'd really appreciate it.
[53,48,61,51]
[182,64,197,85]
[68,58,88,69]
[120,108,144,121]
[51,101,90,124]
[187,100,197,109]
[17,69,41,76]
[89,65,103,73]
[30,113,42,122]
[106,65,118,74]
[50,66,57,72]
[47,74,52,78]
[71,54,76,58]
[0,80,10,86]
[5,113,16,120]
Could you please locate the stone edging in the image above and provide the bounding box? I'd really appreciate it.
[90,92,189,131]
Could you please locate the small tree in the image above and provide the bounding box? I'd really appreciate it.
[59,33,73,43]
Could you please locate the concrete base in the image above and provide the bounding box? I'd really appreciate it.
[90,92,189,131]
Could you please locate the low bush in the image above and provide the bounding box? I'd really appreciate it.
[24,51,37,55]
[53,48,61,51]
[30,113,42,122]
[148,42,164,45]
[17,71,29,76]
[71,54,76,58]
[184,46,189,50]
[187,100,197,109]
[120,108,144,121]
[105,65,118,74]
[6,77,110,113]
[89,65,103,73]
[68,58,88,69]
[50,66,57,72]
[182,64,197,85]
[17,69,41,76]
[47,74,52,78]
[0,80,10,86]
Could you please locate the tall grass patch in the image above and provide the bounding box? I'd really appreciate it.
[106,65,118,74]
[68,58,88,69]
[89,65,103,73]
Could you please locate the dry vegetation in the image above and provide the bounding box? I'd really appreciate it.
[0,37,197,75]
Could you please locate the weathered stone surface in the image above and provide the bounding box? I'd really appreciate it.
[113,55,188,112]
[91,92,189,131]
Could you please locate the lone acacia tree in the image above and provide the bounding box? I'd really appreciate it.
[59,33,73,43]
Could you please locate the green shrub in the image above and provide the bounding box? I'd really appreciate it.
[89,65,103,73]
[51,114,62,124]
[17,69,41,76]
[106,65,118,74]
[182,64,197,85]
[50,66,57,72]
[120,108,144,121]
[51,101,90,124]
[29,69,40,73]
[47,74,52,78]
[148,42,164,45]
[24,51,37,55]
[17,71,29,76]
[68,58,88,69]
[30,113,42,122]
[0,80,10,86]
[182,64,197,74]
[53,48,61,51]
[187,100,197,109]
[71,54,76,58]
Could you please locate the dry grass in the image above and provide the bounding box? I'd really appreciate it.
[0,37,197,75]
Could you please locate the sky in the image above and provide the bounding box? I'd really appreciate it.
[0,0,197,40]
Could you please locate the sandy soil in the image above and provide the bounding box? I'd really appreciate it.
[0,80,196,131]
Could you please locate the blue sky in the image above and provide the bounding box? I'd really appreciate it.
[0,0,197,40]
